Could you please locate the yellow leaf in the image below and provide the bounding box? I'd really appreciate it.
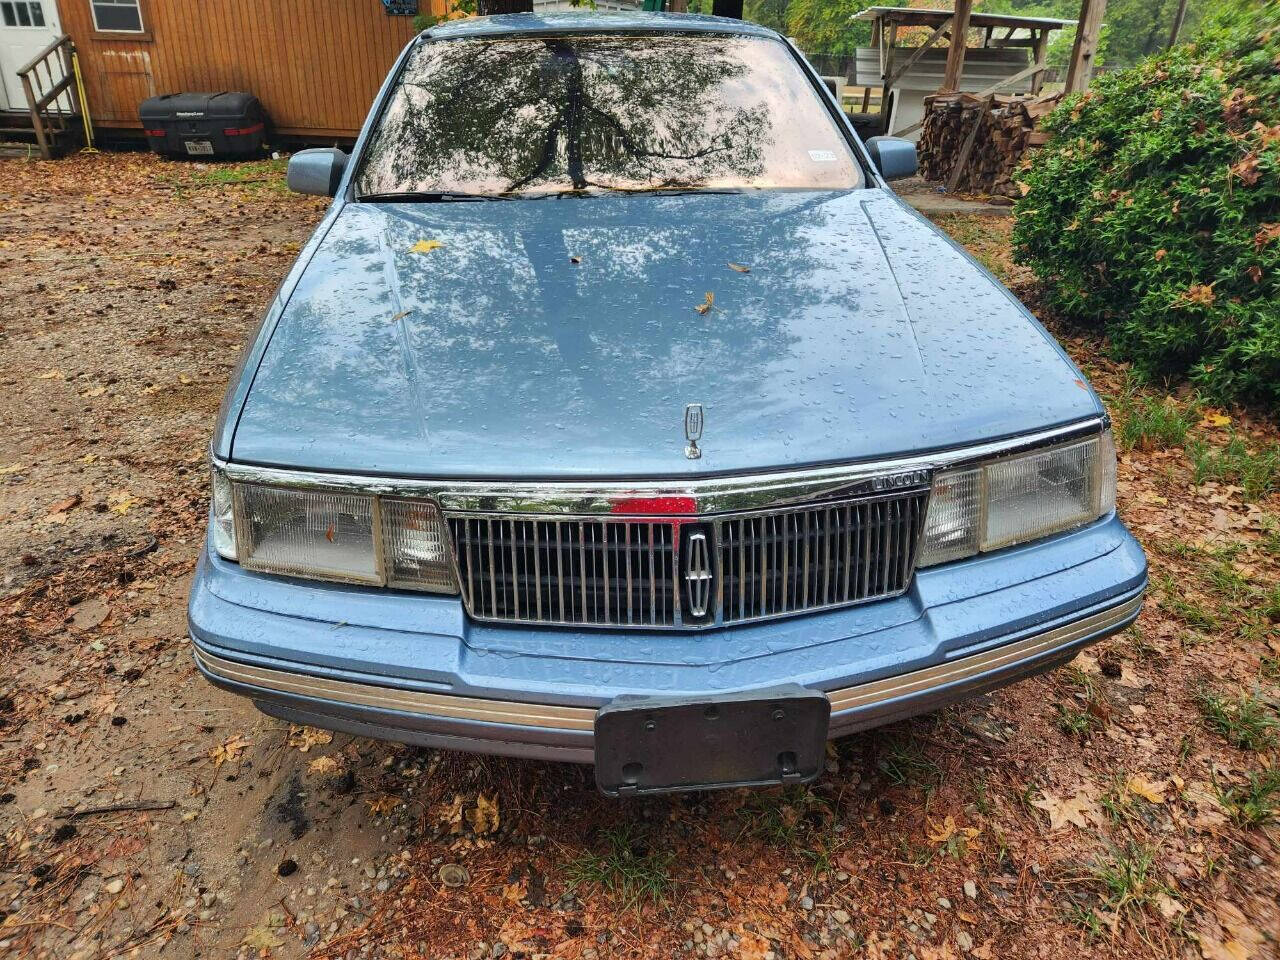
[1124,774,1167,804]
[410,239,444,254]
[36,369,64,380]
[82,386,107,398]
[365,793,401,817]
[727,262,751,273]
[695,291,715,315]
[0,464,23,475]
[107,491,139,515]
[1200,412,1231,428]
[210,734,251,768]
[926,815,957,844]
[468,793,500,835]
[307,755,341,776]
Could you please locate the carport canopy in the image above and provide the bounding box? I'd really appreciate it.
[850,5,1079,137]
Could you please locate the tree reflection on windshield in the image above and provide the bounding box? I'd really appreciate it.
[356,33,862,197]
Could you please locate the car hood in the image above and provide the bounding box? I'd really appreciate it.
[231,190,1099,478]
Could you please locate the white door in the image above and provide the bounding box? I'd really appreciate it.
[0,0,63,112]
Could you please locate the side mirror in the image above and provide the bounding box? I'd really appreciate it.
[287,148,348,197]
[864,136,918,182]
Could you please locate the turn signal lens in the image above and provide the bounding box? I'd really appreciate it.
[210,465,237,560]
[917,467,981,567]
[380,498,456,593]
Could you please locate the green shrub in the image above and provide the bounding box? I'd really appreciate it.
[1013,1,1280,410]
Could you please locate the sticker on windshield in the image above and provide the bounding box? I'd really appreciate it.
[808,149,838,163]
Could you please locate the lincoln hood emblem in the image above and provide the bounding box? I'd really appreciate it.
[684,403,704,460]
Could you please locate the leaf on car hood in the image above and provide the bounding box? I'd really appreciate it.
[727,262,750,273]
[410,239,444,254]
[695,291,714,314]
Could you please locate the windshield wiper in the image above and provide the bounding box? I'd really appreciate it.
[357,191,514,203]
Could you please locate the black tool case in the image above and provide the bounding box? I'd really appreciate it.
[139,92,268,159]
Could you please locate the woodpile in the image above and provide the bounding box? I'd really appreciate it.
[917,92,1059,198]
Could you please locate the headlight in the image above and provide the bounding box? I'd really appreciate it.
[211,475,458,593]
[917,430,1116,567]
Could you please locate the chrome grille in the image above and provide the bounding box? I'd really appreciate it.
[448,516,677,627]
[717,493,928,624]
[447,490,928,629]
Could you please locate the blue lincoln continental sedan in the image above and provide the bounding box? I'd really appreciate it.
[189,13,1147,795]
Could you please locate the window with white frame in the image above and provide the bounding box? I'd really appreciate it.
[90,0,143,32]
[1,1,47,27]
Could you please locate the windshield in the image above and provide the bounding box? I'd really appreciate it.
[355,32,863,198]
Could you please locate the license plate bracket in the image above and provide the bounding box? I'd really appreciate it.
[594,685,830,797]
[184,140,215,156]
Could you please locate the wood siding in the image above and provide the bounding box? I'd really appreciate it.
[56,0,449,137]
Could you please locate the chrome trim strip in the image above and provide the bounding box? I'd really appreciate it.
[194,591,1140,733]
[827,592,1143,712]
[213,417,1104,516]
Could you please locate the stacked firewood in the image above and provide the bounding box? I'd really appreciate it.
[917,92,1059,198]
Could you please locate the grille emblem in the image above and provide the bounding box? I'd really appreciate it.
[682,529,714,620]
[684,403,704,460]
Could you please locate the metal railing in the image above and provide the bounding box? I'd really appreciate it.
[16,34,78,159]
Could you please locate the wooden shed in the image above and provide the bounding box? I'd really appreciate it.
[1,0,448,155]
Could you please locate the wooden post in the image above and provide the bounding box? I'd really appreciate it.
[940,0,973,92]
[1030,29,1050,95]
[1167,0,1189,48]
[1065,0,1106,95]
[21,72,51,160]
[882,21,899,117]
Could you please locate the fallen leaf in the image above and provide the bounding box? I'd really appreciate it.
[325,522,335,543]
[927,815,958,844]
[1125,774,1167,804]
[569,255,581,264]
[438,794,466,833]
[695,291,715,314]
[389,309,411,323]
[307,755,341,776]
[71,598,110,632]
[468,793,500,835]
[1200,412,1232,428]
[81,386,107,398]
[410,239,444,254]
[727,262,751,273]
[36,369,64,380]
[210,734,251,768]
[1246,265,1262,284]
[0,463,24,475]
[107,491,139,515]
[1154,892,1186,920]
[1154,248,1167,261]
[241,923,283,950]
[365,793,401,817]
[1180,283,1216,308]
[48,494,81,515]
[287,725,333,753]
[1031,789,1103,831]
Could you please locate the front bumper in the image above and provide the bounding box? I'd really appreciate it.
[189,513,1147,765]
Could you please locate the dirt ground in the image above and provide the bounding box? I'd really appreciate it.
[0,154,1277,960]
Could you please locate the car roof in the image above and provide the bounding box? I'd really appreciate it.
[425,12,781,41]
